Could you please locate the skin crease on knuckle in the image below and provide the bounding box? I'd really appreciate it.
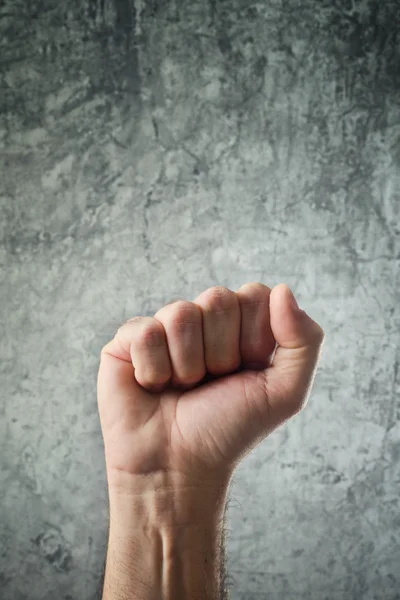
[202,286,238,313]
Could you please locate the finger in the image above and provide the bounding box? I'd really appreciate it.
[112,316,173,391]
[153,301,206,389]
[193,286,241,375]
[235,282,276,369]
[264,283,325,425]
[98,336,138,433]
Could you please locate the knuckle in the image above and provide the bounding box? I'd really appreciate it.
[236,282,271,309]
[116,315,137,330]
[126,316,145,324]
[238,281,270,295]
[204,286,236,311]
[137,321,165,348]
[116,316,145,338]
[164,297,185,307]
[169,302,202,329]
[168,300,200,319]
[157,301,202,333]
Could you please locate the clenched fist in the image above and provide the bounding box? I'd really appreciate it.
[97,283,324,491]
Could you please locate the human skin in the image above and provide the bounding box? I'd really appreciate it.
[97,282,325,599]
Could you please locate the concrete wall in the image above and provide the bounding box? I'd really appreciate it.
[1,1,399,598]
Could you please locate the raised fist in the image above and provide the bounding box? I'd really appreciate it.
[97,283,324,491]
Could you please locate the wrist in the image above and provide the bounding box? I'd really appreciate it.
[107,469,231,529]
[103,470,231,600]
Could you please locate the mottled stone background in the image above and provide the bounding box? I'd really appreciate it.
[1,1,400,599]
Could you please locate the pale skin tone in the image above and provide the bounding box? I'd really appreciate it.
[97,282,325,599]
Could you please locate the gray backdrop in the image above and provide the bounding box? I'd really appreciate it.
[1,1,400,599]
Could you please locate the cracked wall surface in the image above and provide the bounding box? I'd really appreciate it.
[1,1,400,599]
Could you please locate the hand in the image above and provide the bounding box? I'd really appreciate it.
[97,283,325,491]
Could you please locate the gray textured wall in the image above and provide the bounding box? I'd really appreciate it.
[1,1,400,599]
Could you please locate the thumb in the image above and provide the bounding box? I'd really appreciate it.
[263,283,325,429]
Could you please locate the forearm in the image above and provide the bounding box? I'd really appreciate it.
[103,473,231,600]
